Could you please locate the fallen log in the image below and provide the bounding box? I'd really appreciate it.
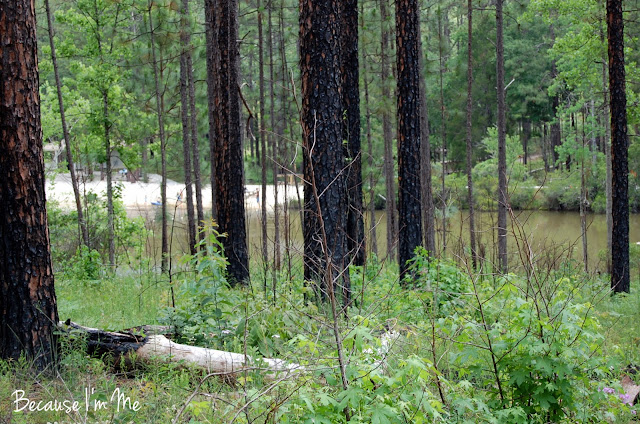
[59,321,300,376]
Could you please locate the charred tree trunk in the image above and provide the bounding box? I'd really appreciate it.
[44,0,89,249]
[205,0,218,222]
[0,0,59,370]
[580,111,588,273]
[279,2,292,285]
[257,0,268,290]
[496,0,508,273]
[607,0,629,293]
[396,0,422,278]
[550,22,561,169]
[179,0,197,255]
[182,0,204,242]
[465,0,477,270]
[437,7,448,256]
[215,0,249,285]
[300,0,348,301]
[522,120,531,166]
[103,92,115,267]
[148,1,169,273]
[380,0,397,261]
[601,26,613,273]
[268,4,281,275]
[341,0,365,268]
[418,21,435,257]
[361,3,377,257]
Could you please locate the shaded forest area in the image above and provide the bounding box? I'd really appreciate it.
[34,0,640,281]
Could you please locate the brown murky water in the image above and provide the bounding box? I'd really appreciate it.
[133,205,640,274]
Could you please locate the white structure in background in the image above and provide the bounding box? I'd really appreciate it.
[43,139,64,170]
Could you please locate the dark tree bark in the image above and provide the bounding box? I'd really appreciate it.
[522,120,531,166]
[179,0,197,255]
[395,0,422,278]
[204,0,218,222]
[215,0,249,285]
[380,0,397,261]
[496,0,508,273]
[148,1,169,273]
[437,7,448,255]
[0,0,59,370]
[607,0,629,293]
[183,0,204,242]
[44,0,89,249]
[361,3,377,257]
[418,24,435,257]
[268,4,281,274]
[580,111,588,273]
[549,22,561,169]
[279,3,293,285]
[601,26,613,273]
[300,0,348,300]
[257,0,268,290]
[103,92,115,267]
[340,0,365,268]
[465,0,477,270]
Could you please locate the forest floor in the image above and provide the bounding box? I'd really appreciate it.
[45,172,299,212]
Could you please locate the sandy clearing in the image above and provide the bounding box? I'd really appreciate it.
[45,172,301,212]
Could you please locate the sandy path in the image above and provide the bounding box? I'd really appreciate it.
[45,172,301,212]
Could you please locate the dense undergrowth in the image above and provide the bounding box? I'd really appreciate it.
[2,223,640,423]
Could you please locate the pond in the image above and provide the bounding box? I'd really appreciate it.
[132,204,640,275]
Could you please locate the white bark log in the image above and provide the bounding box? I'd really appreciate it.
[136,334,300,375]
[60,321,300,376]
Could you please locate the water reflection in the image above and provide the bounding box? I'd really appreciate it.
[134,205,639,274]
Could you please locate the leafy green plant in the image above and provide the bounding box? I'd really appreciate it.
[160,227,234,348]
[440,273,619,422]
[406,248,469,316]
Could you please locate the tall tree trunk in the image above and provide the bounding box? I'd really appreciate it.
[148,1,169,273]
[607,0,629,293]
[580,110,588,273]
[496,0,508,273]
[522,120,531,166]
[380,0,397,261]
[438,7,447,256]
[103,92,115,267]
[205,0,218,222]
[300,0,348,301]
[93,3,115,267]
[550,22,561,169]
[601,26,613,273]
[279,2,293,285]
[44,0,89,249]
[268,4,281,274]
[182,0,204,242]
[418,18,435,256]
[465,0,477,270]
[179,0,197,255]
[396,0,422,278]
[215,0,249,285]
[257,0,268,290]
[0,0,59,370]
[341,0,365,269]
[361,3,377,257]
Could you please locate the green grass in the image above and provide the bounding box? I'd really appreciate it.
[3,257,640,423]
[55,274,170,330]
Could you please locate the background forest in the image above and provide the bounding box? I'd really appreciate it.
[2,0,640,422]
[37,0,640,267]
